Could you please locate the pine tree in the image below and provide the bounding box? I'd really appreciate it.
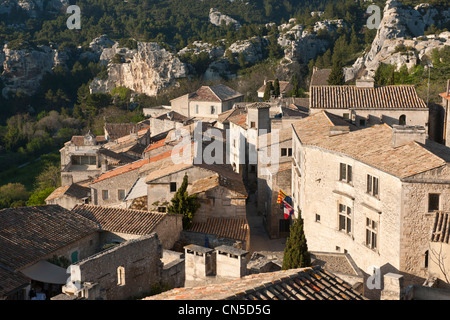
[282,211,311,270]
[167,173,201,230]
[328,60,345,85]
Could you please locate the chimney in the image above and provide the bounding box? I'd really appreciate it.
[101,159,108,173]
[380,273,404,300]
[184,244,215,283]
[392,125,426,148]
[329,125,350,136]
[215,245,248,279]
[356,77,375,89]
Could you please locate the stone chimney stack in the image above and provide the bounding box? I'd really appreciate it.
[184,245,215,284]
[392,125,427,148]
[215,245,248,279]
[380,273,404,300]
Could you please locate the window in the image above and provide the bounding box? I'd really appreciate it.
[359,119,366,127]
[428,193,440,212]
[399,114,406,125]
[118,189,125,201]
[158,207,166,213]
[366,218,377,250]
[338,204,352,234]
[72,155,96,165]
[211,105,216,114]
[250,121,256,128]
[71,251,78,263]
[102,190,109,200]
[281,148,287,156]
[288,148,292,156]
[343,113,350,120]
[339,163,352,183]
[195,104,199,114]
[170,182,177,192]
[315,214,321,222]
[367,175,379,197]
[117,266,125,286]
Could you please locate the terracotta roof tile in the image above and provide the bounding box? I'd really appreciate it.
[145,266,366,300]
[0,205,98,271]
[189,84,243,102]
[71,204,168,235]
[188,217,249,243]
[292,111,448,178]
[310,85,427,109]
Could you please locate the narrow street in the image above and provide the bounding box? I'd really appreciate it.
[246,192,286,255]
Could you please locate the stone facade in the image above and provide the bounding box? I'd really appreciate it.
[63,233,163,300]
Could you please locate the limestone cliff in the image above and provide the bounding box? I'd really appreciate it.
[1,43,69,98]
[209,8,241,30]
[89,41,188,97]
[345,0,450,81]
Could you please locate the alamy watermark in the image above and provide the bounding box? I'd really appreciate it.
[366,5,382,30]
[169,121,280,176]
[66,5,81,30]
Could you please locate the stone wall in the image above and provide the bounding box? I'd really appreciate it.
[91,170,140,206]
[70,233,163,300]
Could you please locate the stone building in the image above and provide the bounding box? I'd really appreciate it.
[61,233,163,300]
[309,81,429,131]
[257,80,293,99]
[59,131,107,186]
[170,84,244,119]
[290,110,450,294]
[440,80,450,146]
[45,183,91,210]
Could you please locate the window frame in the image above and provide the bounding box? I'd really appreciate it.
[339,163,352,184]
[338,203,352,235]
[367,174,379,198]
[102,190,109,200]
[428,193,440,212]
[170,182,177,193]
[365,217,378,250]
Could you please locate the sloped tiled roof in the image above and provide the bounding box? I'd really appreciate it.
[310,68,332,86]
[310,85,427,110]
[257,80,293,93]
[69,135,106,146]
[92,158,149,183]
[189,85,243,102]
[145,266,367,300]
[71,204,167,235]
[0,205,99,271]
[187,172,247,198]
[0,267,30,297]
[188,217,249,243]
[104,123,147,141]
[431,212,450,244]
[292,111,450,178]
[45,183,90,202]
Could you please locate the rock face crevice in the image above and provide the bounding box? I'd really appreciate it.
[1,43,69,98]
[89,42,188,97]
[345,0,450,81]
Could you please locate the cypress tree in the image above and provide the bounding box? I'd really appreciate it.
[273,78,280,97]
[282,211,311,270]
[167,173,201,230]
[263,81,273,101]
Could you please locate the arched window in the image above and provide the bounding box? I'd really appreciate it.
[399,115,406,125]
[424,250,429,269]
[117,266,125,286]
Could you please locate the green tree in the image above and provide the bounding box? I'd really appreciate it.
[328,60,345,85]
[263,81,273,101]
[167,173,201,229]
[273,78,280,97]
[282,212,311,270]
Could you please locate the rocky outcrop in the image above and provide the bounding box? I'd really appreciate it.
[227,36,267,65]
[277,20,335,64]
[178,41,225,59]
[89,41,188,97]
[1,43,69,98]
[209,8,241,30]
[0,0,68,18]
[345,0,450,81]
[80,35,115,62]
